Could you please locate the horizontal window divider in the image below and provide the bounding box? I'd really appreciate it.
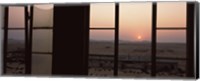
[157,27,186,30]
[32,52,52,54]
[2,28,25,30]
[89,54,186,61]
[90,28,115,30]
[7,51,25,53]
[89,54,114,57]
[156,57,186,60]
[33,27,53,29]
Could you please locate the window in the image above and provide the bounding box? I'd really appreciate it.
[90,3,115,28]
[118,2,152,77]
[157,2,186,28]
[33,4,53,27]
[31,4,53,75]
[2,2,196,78]
[156,2,187,77]
[4,6,26,74]
[8,7,25,28]
[89,3,115,76]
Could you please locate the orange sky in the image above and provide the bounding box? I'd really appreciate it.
[90,2,186,43]
[8,2,187,43]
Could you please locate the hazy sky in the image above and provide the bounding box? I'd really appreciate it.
[8,2,186,43]
[90,2,186,43]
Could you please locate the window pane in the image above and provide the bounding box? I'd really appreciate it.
[156,30,186,77]
[0,6,4,29]
[157,43,186,58]
[7,30,25,52]
[89,30,114,55]
[157,2,186,28]
[118,3,152,77]
[156,59,186,77]
[90,3,115,28]
[90,30,114,43]
[157,30,186,43]
[8,7,25,28]
[89,30,114,76]
[6,30,25,74]
[32,30,53,52]
[33,4,53,27]
[31,54,52,75]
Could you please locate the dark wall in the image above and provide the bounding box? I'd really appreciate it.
[52,4,89,75]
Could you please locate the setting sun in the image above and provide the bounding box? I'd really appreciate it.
[137,35,142,40]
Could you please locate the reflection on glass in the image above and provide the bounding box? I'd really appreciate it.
[31,4,53,75]
[6,30,25,74]
[32,30,53,52]
[33,4,53,27]
[32,30,52,75]
[118,3,152,77]
[89,30,114,76]
[90,3,115,28]
[157,2,186,28]
[157,30,186,77]
[31,54,52,75]
[8,7,25,28]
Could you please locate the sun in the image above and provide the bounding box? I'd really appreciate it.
[137,35,142,40]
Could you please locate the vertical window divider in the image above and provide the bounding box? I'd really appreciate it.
[28,5,34,74]
[114,3,119,76]
[24,6,31,74]
[3,6,9,74]
[186,2,195,77]
[195,2,199,79]
[151,2,157,77]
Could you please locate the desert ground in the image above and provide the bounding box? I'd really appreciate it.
[5,39,186,77]
[89,41,186,77]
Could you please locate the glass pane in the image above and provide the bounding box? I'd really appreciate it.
[0,6,4,29]
[156,59,186,77]
[33,4,53,27]
[31,54,52,75]
[7,30,25,52]
[156,30,186,77]
[32,30,53,52]
[90,3,115,28]
[157,2,186,28]
[89,30,114,76]
[8,7,25,28]
[90,30,114,42]
[118,2,152,77]
[6,30,25,74]
[157,30,186,43]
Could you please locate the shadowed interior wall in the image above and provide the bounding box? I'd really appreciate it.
[52,4,89,75]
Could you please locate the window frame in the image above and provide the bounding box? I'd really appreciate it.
[2,2,196,78]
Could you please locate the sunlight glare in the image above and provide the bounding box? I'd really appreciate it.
[137,35,142,40]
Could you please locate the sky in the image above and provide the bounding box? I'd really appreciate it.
[8,2,186,43]
[90,2,186,43]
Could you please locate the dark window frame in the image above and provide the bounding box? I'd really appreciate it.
[2,5,31,74]
[31,5,53,55]
[152,2,188,77]
[89,2,196,77]
[2,2,196,78]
